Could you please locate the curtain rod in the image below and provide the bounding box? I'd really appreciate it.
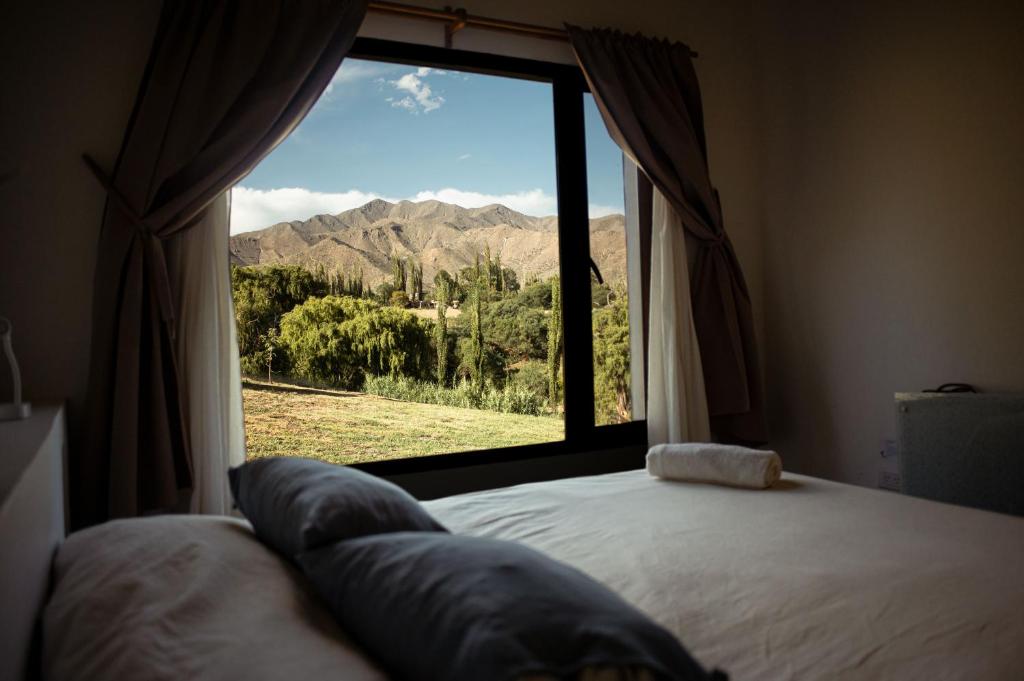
[366,1,698,57]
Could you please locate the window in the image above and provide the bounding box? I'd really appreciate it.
[584,93,641,426]
[230,38,644,474]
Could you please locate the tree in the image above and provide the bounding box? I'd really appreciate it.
[434,278,450,385]
[484,244,492,291]
[278,295,431,389]
[434,268,463,305]
[374,282,395,305]
[546,277,563,406]
[482,296,548,362]
[518,277,553,309]
[497,264,521,295]
[591,272,613,307]
[433,269,453,289]
[592,293,631,424]
[390,290,410,308]
[408,258,424,303]
[467,278,485,387]
[313,261,328,290]
[391,255,406,292]
[231,264,328,374]
[261,327,280,383]
[352,266,365,298]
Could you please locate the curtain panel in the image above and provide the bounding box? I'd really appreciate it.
[566,25,767,443]
[647,188,711,444]
[166,192,246,515]
[76,0,367,528]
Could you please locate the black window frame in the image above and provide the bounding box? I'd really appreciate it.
[341,37,645,477]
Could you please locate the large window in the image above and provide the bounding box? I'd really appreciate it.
[230,39,643,473]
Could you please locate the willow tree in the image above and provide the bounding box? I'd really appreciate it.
[546,277,563,406]
[434,279,450,385]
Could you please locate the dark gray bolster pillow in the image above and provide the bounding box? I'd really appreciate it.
[228,457,447,558]
[298,532,721,681]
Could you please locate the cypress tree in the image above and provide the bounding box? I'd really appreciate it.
[435,279,449,385]
[469,278,484,388]
[391,256,406,292]
[547,277,563,406]
[484,244,493,292]
[409,260,424,303]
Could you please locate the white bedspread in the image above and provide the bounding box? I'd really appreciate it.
[44,470,1024,680]
[427,471,1024,680]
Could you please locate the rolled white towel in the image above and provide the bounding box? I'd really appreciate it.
[646,443,782,489]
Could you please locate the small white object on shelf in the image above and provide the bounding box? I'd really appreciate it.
[0,316,31,421]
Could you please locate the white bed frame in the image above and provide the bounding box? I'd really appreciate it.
[0,405,67,681]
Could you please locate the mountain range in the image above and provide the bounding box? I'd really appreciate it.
[228,198,627,288]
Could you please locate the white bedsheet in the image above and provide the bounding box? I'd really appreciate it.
[427,471,1024,680]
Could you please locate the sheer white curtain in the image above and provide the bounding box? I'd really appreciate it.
[170,192,246,514]
[646,188,711,445]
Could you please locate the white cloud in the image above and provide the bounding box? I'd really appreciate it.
[323,61,390,97]
[231,187,392,234]
[386,96,418,112]
[457,153,472,161]
[231,186,623,234]
[388,67,445,113]
[410,188,557,216]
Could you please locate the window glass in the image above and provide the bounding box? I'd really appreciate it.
[584,93,636,426]
[229,59,565,465]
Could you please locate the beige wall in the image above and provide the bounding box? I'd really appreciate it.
[0,1,162,442]
[0,1,763,473]
[755,0,1024,485]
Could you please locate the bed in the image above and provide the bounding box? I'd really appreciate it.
[33,464,1024,680]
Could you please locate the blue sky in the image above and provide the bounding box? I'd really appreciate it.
[231,58,624,234]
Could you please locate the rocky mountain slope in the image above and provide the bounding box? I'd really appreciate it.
[229,198,627,288]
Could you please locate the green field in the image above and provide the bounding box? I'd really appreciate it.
[242,379,564,464]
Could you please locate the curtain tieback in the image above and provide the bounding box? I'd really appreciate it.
[697,232,727,249]
[82,155,177,336]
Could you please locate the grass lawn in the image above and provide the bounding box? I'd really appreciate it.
[242,379,564,465]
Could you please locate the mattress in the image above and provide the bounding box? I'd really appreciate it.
[427,471,1024,679]
[44,470,1024,680]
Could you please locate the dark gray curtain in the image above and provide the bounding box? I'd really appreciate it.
[567,25,767,444]
[76,0,367,528]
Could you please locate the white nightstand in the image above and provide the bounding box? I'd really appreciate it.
[0,403,67,681]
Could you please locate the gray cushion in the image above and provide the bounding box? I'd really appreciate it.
[228,457,447,558]
[298,532,719,681]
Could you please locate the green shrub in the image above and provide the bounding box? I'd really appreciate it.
[240,354,264,377]
[509,360,548,403]
[479,382,545,416]
[363,375,546,417]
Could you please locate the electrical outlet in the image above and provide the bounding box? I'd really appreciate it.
[878,471,901,492]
